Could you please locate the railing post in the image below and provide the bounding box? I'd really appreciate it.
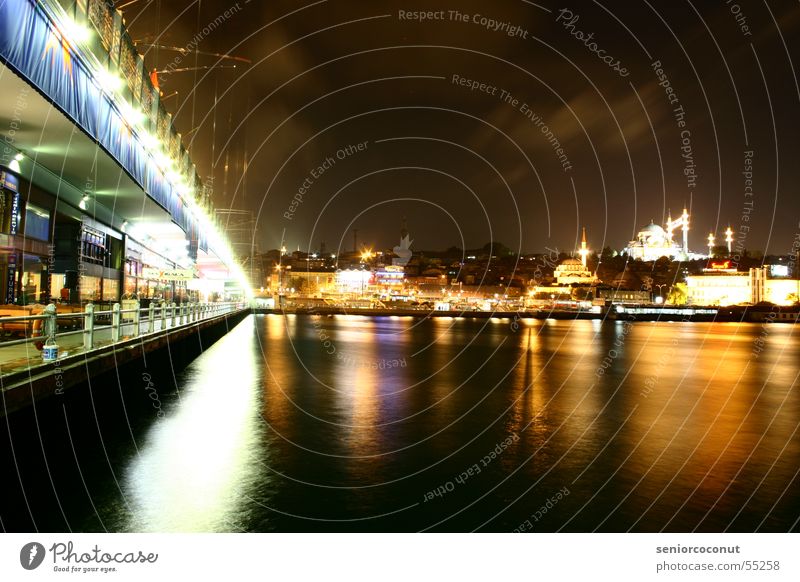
[84,302,95,350]
[43,303,57,342]
[160,301,166,330]
[41,304,58,362]
[132,300,141,337]
[112,303,121,342]
[148,302,155,333]
[181,304,187,325]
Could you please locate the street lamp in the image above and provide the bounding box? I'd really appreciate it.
[655,283,669,304]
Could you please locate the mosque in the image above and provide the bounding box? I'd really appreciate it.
[624,208,691,261]
[553,228,597,285]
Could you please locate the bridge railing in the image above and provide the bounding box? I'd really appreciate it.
[0,301,247,359]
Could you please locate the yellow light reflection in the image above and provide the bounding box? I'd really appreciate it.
[123,317,262,532]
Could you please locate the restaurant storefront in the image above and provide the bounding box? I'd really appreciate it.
[50,204,124,306]
[0,169,55,305]
[124,238,193,303]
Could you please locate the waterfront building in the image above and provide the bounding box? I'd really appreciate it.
[0,0,248,309]
[280,269,336,296]
[374,265,405,299]
[335,269,373,295]
[686,261,800,306]
[594,287,651,304]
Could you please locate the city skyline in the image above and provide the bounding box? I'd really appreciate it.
[1,1,799,573]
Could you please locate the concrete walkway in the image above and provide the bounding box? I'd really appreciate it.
[0,306,242,378]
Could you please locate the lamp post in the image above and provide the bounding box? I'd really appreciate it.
[655,283,669,304]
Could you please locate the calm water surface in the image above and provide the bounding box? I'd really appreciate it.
[2,314,799,532]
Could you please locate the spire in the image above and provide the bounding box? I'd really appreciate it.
[725,225,734,255]
[681,206,689,255]
[578,226,589,268]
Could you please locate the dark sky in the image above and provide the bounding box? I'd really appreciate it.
[124,0,800,257]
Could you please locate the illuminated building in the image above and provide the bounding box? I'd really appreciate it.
[279,270,336,296]
[686,261,800,306]
[530,228,598,306]
[625,208,692,261]
[335,269,373,295]
[374,266,405,297]
[554,228,597,285]
[553,259,597,285]
[0,0,250,305]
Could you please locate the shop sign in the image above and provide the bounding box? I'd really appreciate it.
[9,191,20,234]
[6,253,16,303]
[142,267,194,281]
[0,171,19,192]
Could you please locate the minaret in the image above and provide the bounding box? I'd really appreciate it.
[681,207,689,255]
[725,226,734,255]
[667,209,673,243]
[578,227,589,268]
[707,232,715,257]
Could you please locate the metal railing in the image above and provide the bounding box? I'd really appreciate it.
[0,301,247,357]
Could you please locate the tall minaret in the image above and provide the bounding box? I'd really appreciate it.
[667,209,673,243]
[707,232,715,257]
[681,207,689,255]
[578,227,589,268]
[725,226,734,255]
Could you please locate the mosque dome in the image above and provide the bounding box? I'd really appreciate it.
[639,222,666,236]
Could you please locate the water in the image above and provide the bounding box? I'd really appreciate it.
[2,314,799,532]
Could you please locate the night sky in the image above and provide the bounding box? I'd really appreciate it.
[124,1,800,257]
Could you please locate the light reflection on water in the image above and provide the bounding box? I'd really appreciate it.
[97,315,800,531]
[121,318,264,532]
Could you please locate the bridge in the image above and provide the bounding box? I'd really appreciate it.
[0,0,249,303]
[0,0,252,413]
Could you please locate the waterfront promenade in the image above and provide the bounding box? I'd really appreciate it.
[0,302,249,416]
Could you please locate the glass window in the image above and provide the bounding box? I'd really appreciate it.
[51,273,66,301]
[124,276,137,297]
[24,203,50,241]
[22,265,42,305]
[80,275,101,302]
[80,227,107,265]
[103,278,119,302]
